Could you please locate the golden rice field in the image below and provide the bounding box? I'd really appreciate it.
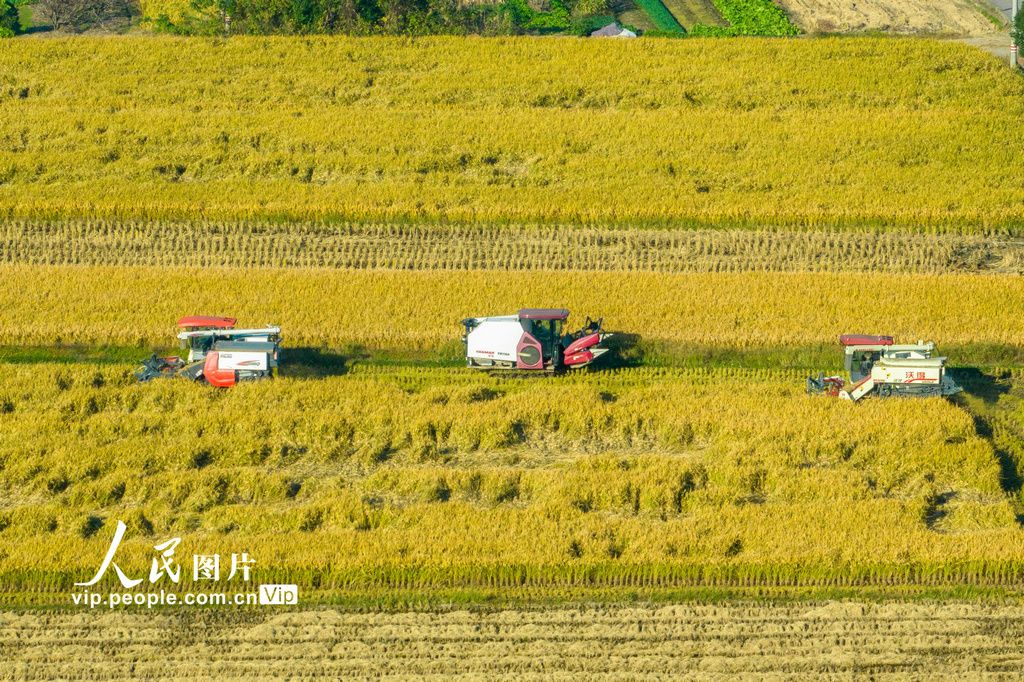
[3,602,1024,679]
[4,32,1024,672]
[1,37,1024,229]
[1,265,1022,354]
[0,363,1021,603]
[3,220,1024,274]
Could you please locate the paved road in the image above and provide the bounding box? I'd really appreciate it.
[959,34,1012,59]
[992,1,1015,22]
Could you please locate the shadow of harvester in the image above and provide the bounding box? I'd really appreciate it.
[948,368,1023,525]
[951,367,1012,405]
[599,331,644,370]
[280,347,368,378]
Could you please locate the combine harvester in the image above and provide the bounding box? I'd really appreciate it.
[136,316,281,387]
[807,334,962,401]
[461,308,612,372]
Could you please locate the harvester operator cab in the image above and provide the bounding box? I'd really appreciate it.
[847,350,882,383]
[177,316,238,362]
[840,334,893,383]
[182,333,216,359]
[522,318,563,362]
[518,309,570,368]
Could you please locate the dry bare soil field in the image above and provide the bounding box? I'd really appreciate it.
[2,36,1024,676]
[775,0,1002,35]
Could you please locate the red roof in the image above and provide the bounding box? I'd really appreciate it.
[518,308,570,321]
[840,334,894,347]
[177,316,237,329]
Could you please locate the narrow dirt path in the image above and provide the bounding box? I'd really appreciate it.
[959,31,1017,60]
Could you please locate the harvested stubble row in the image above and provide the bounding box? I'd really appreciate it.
[2,603,1024,678]
[1,265,1022,351]
[2,37,1024,228]
[2,221,1023,274]
[0,363,1020,599]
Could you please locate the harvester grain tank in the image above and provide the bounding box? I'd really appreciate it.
[136,316,281,387]
[806,334,961,401]
[461,308,611,371]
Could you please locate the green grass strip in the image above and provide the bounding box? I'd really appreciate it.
[4,343,1024,374]
[635,0,686,33]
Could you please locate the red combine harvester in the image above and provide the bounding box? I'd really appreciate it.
[807,334,962,401]
[461,308,612,371]
[136,316,282,387]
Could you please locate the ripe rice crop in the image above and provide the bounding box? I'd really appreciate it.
[1,37,1023,229]
[1,265,1022,353]
[0,363,1020,603]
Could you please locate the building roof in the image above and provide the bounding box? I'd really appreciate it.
[590,23,636,38]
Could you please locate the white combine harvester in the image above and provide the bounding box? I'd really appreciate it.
[807,334,962,401]
[136,316,281,387]
[461,308,612,372]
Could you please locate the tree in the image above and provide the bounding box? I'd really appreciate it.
[321,0,361,32]
[569,0,607,18]
[0,0,20,37]
[33,0,93,30]
[33,0,137,32]
[190,0,237,34]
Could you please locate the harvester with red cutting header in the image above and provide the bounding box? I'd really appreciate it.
[461,308,612,371]
[807,334,962,402]
[136,316,282,387]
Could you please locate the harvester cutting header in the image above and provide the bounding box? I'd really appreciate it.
[462,308,612,371]
[136,316,281,387]
[807,334,961,401]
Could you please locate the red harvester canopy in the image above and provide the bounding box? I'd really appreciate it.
[840,334,894,347]
[177,316,237,330]
[518,308,570,321]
